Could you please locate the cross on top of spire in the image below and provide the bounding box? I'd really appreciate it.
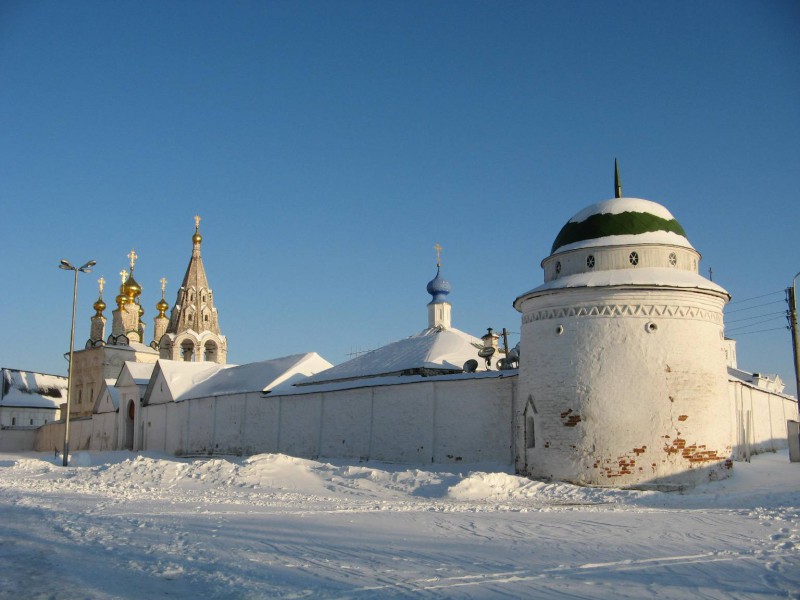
[194,215,201,230]
[120,269,128,284]
[434,243,443,268]
[128,249,138,270]
[160,277,167,298]
[98,277,105,294]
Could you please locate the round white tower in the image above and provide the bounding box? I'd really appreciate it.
[514,186,732,488]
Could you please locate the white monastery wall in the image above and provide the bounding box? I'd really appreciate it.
[143,403,168,453]
[434,378,514,463]
[212,395,247,455]
[0,407,59,428]
[34,417,94,452]
[0,429,36,451]
[517,287,732,487]
[90,413,117,451]
[242,395,279,455]
[730,381,798,457]
[318,388,372,459]
[187,397,215,455]
[134,376,515,464]
[371,384,435,463]
[278,395,322,458]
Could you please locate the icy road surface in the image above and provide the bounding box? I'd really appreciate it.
[0,450,798,599]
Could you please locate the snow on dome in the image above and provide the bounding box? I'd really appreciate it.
[551,197,693,254]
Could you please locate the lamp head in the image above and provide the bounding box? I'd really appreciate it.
[79,260,96,272]
[59,259,74,270]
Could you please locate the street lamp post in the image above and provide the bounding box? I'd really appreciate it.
[59,259,96,467]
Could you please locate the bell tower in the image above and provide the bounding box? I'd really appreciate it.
[158,216,227,363]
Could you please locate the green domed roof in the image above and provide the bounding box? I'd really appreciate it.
[551,197,691,254]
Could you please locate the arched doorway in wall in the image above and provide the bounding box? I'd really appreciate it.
[124,400,135,451]
[204,340,218,363]
[181,340,195,362]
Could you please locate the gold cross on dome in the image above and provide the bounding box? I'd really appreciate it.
[194,215,201,230]
[127,249,138,270]
[160,277,167,298]
[98,277,105,294]
[434,243,443,267]
[120,269,128,284]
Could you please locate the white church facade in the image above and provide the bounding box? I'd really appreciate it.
[34,172,798,488]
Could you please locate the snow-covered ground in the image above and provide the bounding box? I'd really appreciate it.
[0,450,798,599]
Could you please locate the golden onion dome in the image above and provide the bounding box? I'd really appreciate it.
[138,303,145,318]
[93,297,106,315]
[124,274,142,299]
[116,293,128,307]
[156,297,169,316]
[192,230,202,245]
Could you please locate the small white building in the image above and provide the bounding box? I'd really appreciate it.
[0,368,66,428]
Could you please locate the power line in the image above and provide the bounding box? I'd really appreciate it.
[728,317,781,333]
[725,299,786,314]
[727,290,784,306]
[726,310,785,325]
[728,326,788,336]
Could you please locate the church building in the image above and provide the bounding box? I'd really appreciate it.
[33,166,797,489]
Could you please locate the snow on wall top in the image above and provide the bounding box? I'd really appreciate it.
[517,267,729,299]
[301,327,483,385]
[182,353,333,399]
[1,368,67,409]
[551,197,693,254]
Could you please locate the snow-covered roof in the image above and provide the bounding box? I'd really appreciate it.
[300,327,484,386]
[146,360,233,403]
[728,367,793,399]
[272,368,516,396]
[118,362,157,386]
[95,379,120,413]
[185,353,333,399]
[517,267,729,299]
[0,368,67,409]
[551,197,694,254]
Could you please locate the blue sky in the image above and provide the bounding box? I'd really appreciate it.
[1,1,798,394]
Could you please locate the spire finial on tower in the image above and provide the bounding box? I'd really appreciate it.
[434,243,443,268]
[160,277,167,299]
[614,158,623,199]
[193,215,203,245]
[92,276,107,318]
[120,269,128,284]
[128,249,138,271]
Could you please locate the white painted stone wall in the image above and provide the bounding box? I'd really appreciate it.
[35,417,94,452]
[730,380,798,457]
[136,375,516,464]
[90,412,118,451]
[0,406,59,428]
[0,429,37,451]
[516,287,732,488]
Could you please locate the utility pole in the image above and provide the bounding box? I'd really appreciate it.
[789,272,800,412]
